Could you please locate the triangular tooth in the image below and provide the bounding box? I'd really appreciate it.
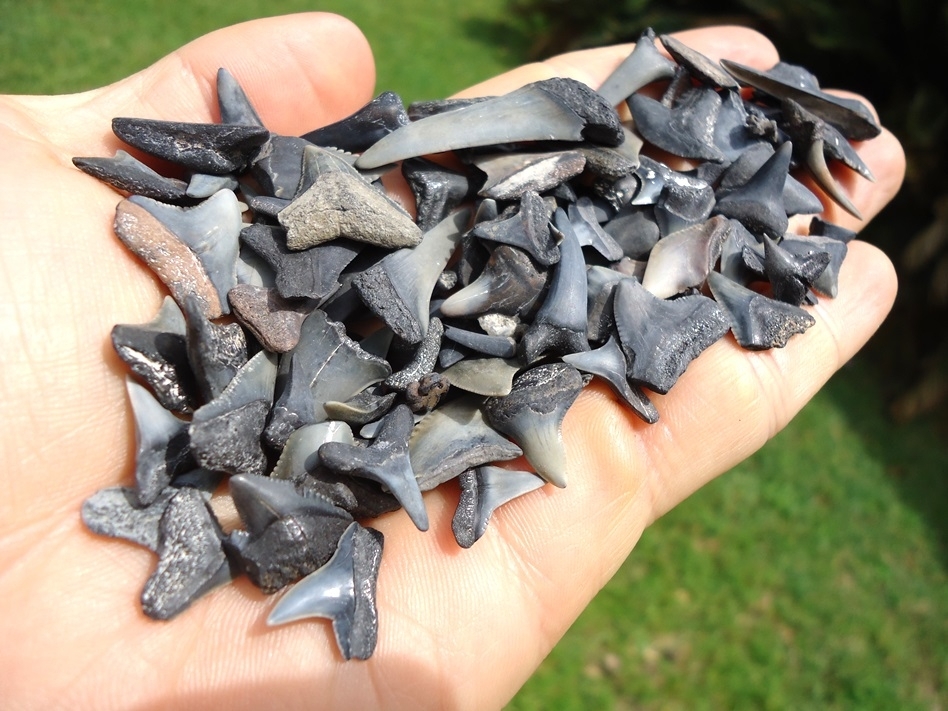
[713,141,792,237]
[628,87,726,162]
[356,77,623,169]
[267,522,383,661]
[482,363,584,487]
[642,215,730,298]
[804,138,862,219]
[781,233,848,297]
[654,179,716,237]
[271,422,355,484]
[302,91,409,154]
[597,27,677,106]
[72,150,190,203]
[760,235,830,306]
[216,68,265,127]
[126,379,191,506]
[568,197,624,262]
[471,191,559,266]
[658,34,739,90]
[251,134,311,199]
[227,284,312,353]
[402,157,474,233]
[452,467,545,548]
[442,357,522,397]
[229,473,350,538]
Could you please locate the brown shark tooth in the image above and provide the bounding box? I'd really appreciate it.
[597,27,677,106]
[302,91,410,153]
[72,150,191,204]
[320,404,429,531]
[713,141,792,238]
[519,213,590,363]
[563,335,659,423]
[353,208,470,344]
[452,466,545,548]
[112,117,269,174]
[355,77,624,170]
[216,67,265,127]
[628,86,726,163]
[471,149,586,201]
[439,244,548,319]
[402,157,475,233]
[659,33,740,90]
[642,215,731,298]
[409,395,523,491]
[613,278,730,394]
[483,363,584,488]
[720,59,881,141]
[227,284,313,353]
[267,522,384,661]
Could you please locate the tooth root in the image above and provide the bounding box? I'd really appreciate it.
[805,139,863,220]
[452,467,545,548]
[229,473,350,539]
[302,91,409,154]
[267,522,384,661]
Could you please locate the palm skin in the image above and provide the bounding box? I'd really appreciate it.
[0,14,903,711]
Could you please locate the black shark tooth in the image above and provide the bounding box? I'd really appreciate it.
[302,91,410,153]
[452,467,545,548]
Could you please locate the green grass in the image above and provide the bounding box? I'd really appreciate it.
[2,3,945,709]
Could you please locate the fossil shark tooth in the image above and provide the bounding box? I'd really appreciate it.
[709,90,764,163]
[441,357,522,397]
[141,488,232,620]
[719,59,881,141]
[719,218,762,284]
[642,215,730,298]
[271,421,356,485]
[483,363,584,487]
[409,395,523,491]
[440,244,548,319]
[568,197,624,261]
[216,67,265,127]
[628,86,726,163]
[575,130,642,180]
[809,217,857,243]
[82,486,178,553]
[72,150,191,203]
[251,134,313,199]
[562,335,659,423]
[585,266,625,342]
[613,278,730,394]
[356,77,624,170]
[654,179,717,237]
[302,91,410,153]
[658,33,740,90]
[325,388,398,424]
[402,157,474,233]
[111,296,197,414]
[801,136,862,219]
[715,142,824,217]
[353,208,470,344]
[743,235,830,306]
[227,284,313,353]
[130,190,243,313]
[229,473,350,539]
[452,466,545,548]
[384,318,444,390]
[407,96,493,120]
[267,521,383,661]
[597,27,677,106]
[707,270,815,349]
[520,212,590,363]
[182,294,248,402]
[114,199,223,319]
[186,173,239,199]
[112,117,269,175]
[779,233,848,298]
[603,204,661,259]
[320,404,429,531]
[443,324,517,359]
[471,191,559,266]
[472,149,586,201]
[714,141,792,237]
[126,378,192,506]
[294,144,366,193]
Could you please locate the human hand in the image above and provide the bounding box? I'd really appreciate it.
[0,14,904,711]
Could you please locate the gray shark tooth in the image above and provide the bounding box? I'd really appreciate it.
[127,378,192,506]
[130,190,242,313]
[452,466,545,548]
[442,357,522,397]
[744,235,830,306]
[239,224,361,303]
[111,296,197,414]
[715,142,824,217]
[779,234,848,298]
[82,486,177,552]
[271,422,355,484]
[642,215,730,298]
[563,335,659,423]
[628,87,725,163]
[409,395,523,490]
[385,317,443,390]
[603,204,661,259]
[182,294,248,403]
[472,150,586,201]
[353,208,470,344]
[711,90,764,163]
[404,372,451,413]
[294,144,366,194]
[596,27,677,106]
[613,278,729,394]
[714,141,792,237]
[483,363,584,487]
[443,324,517,359]
[186,173,239,199]
[402,157,474,233]
[802,135,862,219]
[114,199,223,319]
[189,351,277,477]
[141,488,232,620]
[438,343,468,369]
[356,77,624,170]
[471,191,559,266]
[216,68,265,127]
[267,522,384,661]
[654,179,716,237]
[707,270,815,349]
[407,96,493,120]
[575,130,642,181]
[229,473,351,539]
[227,284,312,353]
[809,217,857,243]
[72,150,191,203]
[719,59,881,141]
[719,218,762,284]
[325,388,398,424]
[302,91,409,153]
[266,309,392,447]
[586,266,625,342]
[658,33,740,90]
[520,214,590,363]
[319,405,429,531]
[568,197,624,262]
[112,117,269,174]
[236,242,278,290]
[251,134,312,198]
[245,194,291,219]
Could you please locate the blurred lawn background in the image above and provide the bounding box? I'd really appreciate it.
[1,1,945,709]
